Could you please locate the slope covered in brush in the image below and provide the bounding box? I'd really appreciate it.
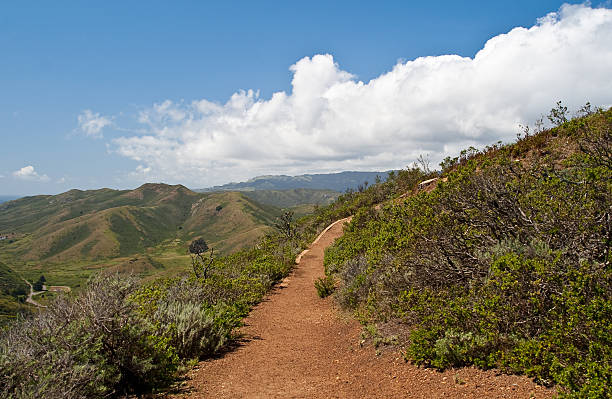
[323,106,611,397]
[0,261,29,324]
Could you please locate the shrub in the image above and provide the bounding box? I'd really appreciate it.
[0,273,179,398]
[314,275,336,298]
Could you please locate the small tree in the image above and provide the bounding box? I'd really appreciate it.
[189,238,214,279]
[274,211,295,239]
[32,275,45,291]
[416,154,432,173]
[548,100,569,126]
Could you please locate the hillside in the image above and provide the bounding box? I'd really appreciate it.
[242,188,340,209]
[321,106,612,397]
[0,184,281,288]
[197,171,390,192]
[0,261,29,324]
[0,261,27,296]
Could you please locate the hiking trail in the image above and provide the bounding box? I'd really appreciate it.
[173,218,554,398]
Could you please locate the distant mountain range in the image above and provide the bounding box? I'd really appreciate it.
[197,171,391,192]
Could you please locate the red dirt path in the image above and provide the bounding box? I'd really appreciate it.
[172,218,556,398]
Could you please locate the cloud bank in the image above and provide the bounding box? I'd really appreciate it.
[13,166,49,182]
[112,4,612,186]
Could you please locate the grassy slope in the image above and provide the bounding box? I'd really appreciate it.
[0,184,281,290]
[242,188,340,209]
[0,261,27,296]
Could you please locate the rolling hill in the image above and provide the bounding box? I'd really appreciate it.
[0,183,282,288]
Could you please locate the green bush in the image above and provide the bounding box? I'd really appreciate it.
[153,300,240,358]
[0,273,179,398]
[314,275,336,298]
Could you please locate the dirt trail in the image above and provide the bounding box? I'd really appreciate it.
[175,218,555,398]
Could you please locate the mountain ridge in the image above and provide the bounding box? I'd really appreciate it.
[0,183,282,288]
[197,171,391,192]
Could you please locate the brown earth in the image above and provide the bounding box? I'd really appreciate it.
[171,218,556,398]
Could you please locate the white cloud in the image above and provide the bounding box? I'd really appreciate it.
[128,164,152,179]
[78,109,112,138]
[113,4,612,187]
[13,165,50,182]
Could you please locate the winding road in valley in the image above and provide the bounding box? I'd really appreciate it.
[173,218,555,398]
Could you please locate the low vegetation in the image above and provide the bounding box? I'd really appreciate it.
[0,228,300,397]
[0,262,30,325]
[323,104,611,397]
[242,188,340,209]
[314,275,336,298]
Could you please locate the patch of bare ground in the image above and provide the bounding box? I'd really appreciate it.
[169,218,556,398]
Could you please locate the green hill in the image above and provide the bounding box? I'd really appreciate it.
[0,196,19,204]
[0,184,281,289]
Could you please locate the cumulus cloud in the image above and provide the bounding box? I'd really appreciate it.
[13,165,50,182]
[112,4,612,186]
[78,109,112,138]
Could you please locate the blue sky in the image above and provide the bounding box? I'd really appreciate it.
[1,1,611,196]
